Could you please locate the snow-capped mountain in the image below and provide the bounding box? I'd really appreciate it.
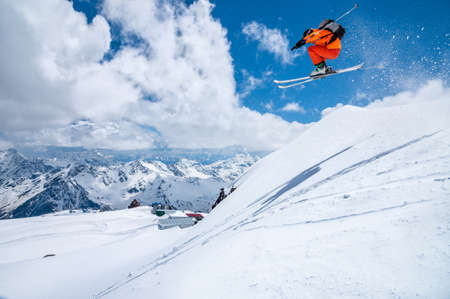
[0,149,53,182]
[205,154,258,182]
[0,149,102,219]
[0,150,259,219]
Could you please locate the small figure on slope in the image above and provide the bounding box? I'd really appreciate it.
[291,19,345,77]
[211,188,226,210]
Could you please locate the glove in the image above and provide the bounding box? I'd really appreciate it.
[291,39,305,51]
[302,28,314,38]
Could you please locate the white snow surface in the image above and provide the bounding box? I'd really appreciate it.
[1,98,450,298]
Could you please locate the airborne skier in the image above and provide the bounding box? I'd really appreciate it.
[274,4,361,88]
[291,19,346,77]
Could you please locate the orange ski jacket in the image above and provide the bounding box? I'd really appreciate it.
[304,29,341,50]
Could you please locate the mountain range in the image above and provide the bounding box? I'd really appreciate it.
[0,148,260,219]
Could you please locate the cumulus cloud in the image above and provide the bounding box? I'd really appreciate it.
[0,0,114,131]
[0,138,13,150]
[9,120,161,151]
[264,100,274,111]
[239,70,263,98]
[239,69,275,99]
[0,0,307,151]
[242,21,300,64]
[281,103,306,114]
[321,80,450,118]
[366,80,450,109]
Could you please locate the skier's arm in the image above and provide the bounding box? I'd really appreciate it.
[291,39,305,51]
[304,29,333,45]
[304,29,322,43]
[290,29,313,51]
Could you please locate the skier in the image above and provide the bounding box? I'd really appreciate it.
[211,188,226,210]
[291,19,345,77]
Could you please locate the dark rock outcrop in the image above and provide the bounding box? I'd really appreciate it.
[128,199,140,209]
[11,176,99,218]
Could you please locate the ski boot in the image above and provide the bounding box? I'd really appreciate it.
[310,62,336,77]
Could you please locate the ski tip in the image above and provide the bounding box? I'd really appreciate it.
[273,80,280,84]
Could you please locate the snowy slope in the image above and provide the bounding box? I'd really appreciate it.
[0,97,449,298]
[0,207,186,298]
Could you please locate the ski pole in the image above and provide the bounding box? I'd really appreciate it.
[304,3,358,43]
[335,3,358,22]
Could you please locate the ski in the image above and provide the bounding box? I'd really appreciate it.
[274,75,311,84]
[277,63,363,89]
[277,78,315,88]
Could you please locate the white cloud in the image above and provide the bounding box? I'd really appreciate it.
[239,70,263,98]
[0,138,13,150]
[8,120,160,151]
[264,101,274,111]
[242,21,301,64]
[356,91,368,101]
[0,0,307,151]
[367,80,450,109]
[239,69,275,99]
[321,80,450,119]
[281,103,306,114]
[0,0,113,131]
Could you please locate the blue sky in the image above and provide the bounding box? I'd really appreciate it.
[214,0,449,122]
[0,0,448,151]
[72,0,449,124]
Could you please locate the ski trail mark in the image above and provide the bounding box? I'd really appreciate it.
[289,171,450,207]
[94,233,201,298]
[253,132,439,216]
[247,146,352,209]
[244,198,436,232]
[94,214,265,297]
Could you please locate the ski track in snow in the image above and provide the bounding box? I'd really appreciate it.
[252,131,440,216]
[288,171,450,206]
[244,198,438,232]
[95,233,203,298]
[247,146,354,209]
[0,220,159,247]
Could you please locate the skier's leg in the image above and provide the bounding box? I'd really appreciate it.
[308,46,325,65]
[309,45,340,63]
[308,45,341,76]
